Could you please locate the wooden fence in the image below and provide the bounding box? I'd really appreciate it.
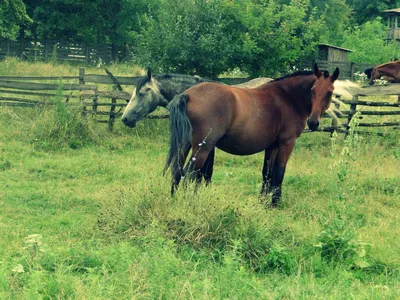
[0,37,376,79]
[0,38,113,64]
[0,68,399,135]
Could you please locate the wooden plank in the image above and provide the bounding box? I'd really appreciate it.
[82,102,126,107]
[340,109,400,116]
[356,110,400,116]
[303,126,386,136]
[81,90,131,101]
[358,122,400,127]
[357,84,400,96]
[0,75,79,81]
[84,74,140,85]
[0,89,79,98]
[0,96,45,104]
[0,102,37,107]
[0,80,96,91]
[342,100,400,107]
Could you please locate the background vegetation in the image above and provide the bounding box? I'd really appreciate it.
[0,59,400,298]
[2,0,400,77]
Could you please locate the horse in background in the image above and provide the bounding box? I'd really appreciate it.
[121,69,273,128]
[121,69,211,128]
[365,60,400,85]
[164,64,340,206]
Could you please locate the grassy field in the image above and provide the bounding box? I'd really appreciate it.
[0,59,400,299]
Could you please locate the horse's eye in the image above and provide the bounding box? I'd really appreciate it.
[326,92,332,101]
[139,92,146,97]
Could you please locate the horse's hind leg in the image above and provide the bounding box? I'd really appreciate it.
[185,142,215,186]
[171,143,191,195]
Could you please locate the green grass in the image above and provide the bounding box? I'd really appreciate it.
[1,60,400,299]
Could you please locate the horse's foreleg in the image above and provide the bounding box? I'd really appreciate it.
[270,142,295,206]
[261,147,278,195]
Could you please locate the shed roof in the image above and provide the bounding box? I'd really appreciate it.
[383,8,400,14]
[318,43,353,52]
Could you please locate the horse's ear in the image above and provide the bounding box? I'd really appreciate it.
[147,67,152,80]
[314,63,322,77]
[331,67,340,82]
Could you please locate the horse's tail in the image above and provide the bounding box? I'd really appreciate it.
[164,93,192,175]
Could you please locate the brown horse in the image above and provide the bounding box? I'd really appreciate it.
[164,64,339,206]
[365,60,400,85]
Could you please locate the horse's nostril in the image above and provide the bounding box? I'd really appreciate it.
[307,119,319,131]
[121,117,128,124]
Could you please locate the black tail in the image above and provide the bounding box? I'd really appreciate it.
[164,94,192,175]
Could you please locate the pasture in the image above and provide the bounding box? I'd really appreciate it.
[1,59,400,299]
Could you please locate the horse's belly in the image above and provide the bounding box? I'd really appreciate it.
[216,133,274,155]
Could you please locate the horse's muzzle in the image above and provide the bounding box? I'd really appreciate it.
[121,116,136,128]
[307,119,319,131]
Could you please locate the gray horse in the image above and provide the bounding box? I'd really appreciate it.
[121,69,272,128]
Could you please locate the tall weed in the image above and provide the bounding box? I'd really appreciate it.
[31,82,97,150]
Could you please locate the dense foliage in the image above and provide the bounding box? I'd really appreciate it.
[1,0,400,76]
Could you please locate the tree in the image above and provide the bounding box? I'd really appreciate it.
[341,17,400,63]
[23,0,151,61]
[346,0,398,25]
[134,0,324,78]
[134,0,238,78]
[0,0,31,39]
[227,0,324,77]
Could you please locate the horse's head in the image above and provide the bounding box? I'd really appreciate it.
[121,68,168,128]
[367,66,380,85]
[307,64,339,131]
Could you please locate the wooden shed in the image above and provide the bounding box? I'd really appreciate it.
[384,8,400,41]
[317,43,353,62]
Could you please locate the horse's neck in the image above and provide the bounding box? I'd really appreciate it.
[156,75,209,102]
[380,63,400,78]
[269,75,315,116]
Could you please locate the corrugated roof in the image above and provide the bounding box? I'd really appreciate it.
[318,43,353,52]
[384,8,400,13]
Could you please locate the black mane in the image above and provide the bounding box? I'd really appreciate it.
[135,73,212,96]
[273,70,314,82]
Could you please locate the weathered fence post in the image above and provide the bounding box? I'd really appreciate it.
[331,95,341,135]
[346,95,358,136]
[85,43,90,64]
[79,67,87,116]
[350,62,355,81]
[109,86,117,131]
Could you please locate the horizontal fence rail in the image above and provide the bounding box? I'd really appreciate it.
[0,67,399,134]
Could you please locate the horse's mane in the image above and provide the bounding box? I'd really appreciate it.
[136,73,213,95]
[272,70,314,82]
[376,59,400,68]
